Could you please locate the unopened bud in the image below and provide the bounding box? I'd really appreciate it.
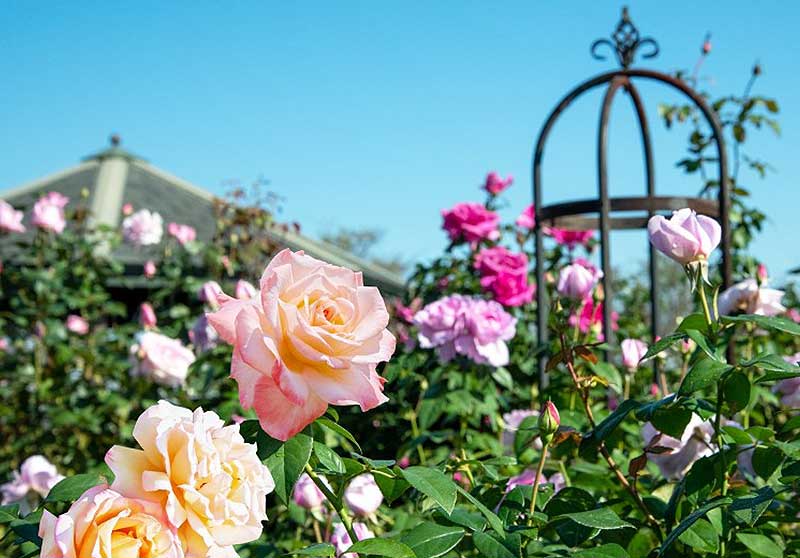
[538,400,560,445]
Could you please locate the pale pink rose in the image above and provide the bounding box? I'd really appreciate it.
[122,202,134,215]
[441,202,500,246]
[140,303,157,328]
[207,249,396,441]
[32,192,69,234]
[168,222,196,245]
[544,227,594,249]
[344,473,383,516]
[129,331,195,387]
[642,414,716,480]
[293,473,328,511]
[483,171,513,195]
[621,339,648,371]
[1,455,64,515]
[788,308,800,323]
[198,280,223,307]
[515,204,535,229]
[38,485,182,558]
[773,352,800,408]
[474,246,535,307]
[65,314,89,335]
[0,200,25,233]
[718,278,785,317]
[647,208,721,265]
[122,209,164,246]
[106,401,274,557]
[557,262,603,300]
[234,279,257,299]
[502,409,542,450]
[330,522,374,558]
[414,295,516,367]
[144,260,157,278]
[188,314,219,353]
[505,469,549,493]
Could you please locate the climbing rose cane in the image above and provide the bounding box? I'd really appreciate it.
[207,249,396,441]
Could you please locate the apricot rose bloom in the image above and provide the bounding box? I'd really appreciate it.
[207,249,396,441]
[39,485,183,558]
[105,401,274,557]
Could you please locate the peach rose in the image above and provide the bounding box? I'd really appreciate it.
[105,401,274,558]
[207,249,396,440]
[39,484,182,558]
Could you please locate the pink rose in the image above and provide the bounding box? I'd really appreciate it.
[1,455,64,515]
[121,202,134,215]
[557,261,603,300]
[789,308,800,323]
[569,299,618,339]
[647,208,721,265]
[65,314,89,335]
[167,222,196,245]
[642,414,716,480]
[0,200,25,233]
[32,192,69,234]
[483,171,513,195]
[441,202,500,246]
[343,473,383,516]
[505,469,549,493]
[330,522,374,558]
[38,485,182,558]
[474,246,535,307]
[718,278,785,317]
[515,204,535,230]
[130,331,195,387]
[773,352,800,408]
[621,338,648,371]
[413,295,516,367]
[207,249,396,441]
[544,227,594,249]
[122,209,164,246]
[235,279,257,299]
[140,302,157,328]
[144,260,157,278]
[198,280,223,307]
[293,472,328,511]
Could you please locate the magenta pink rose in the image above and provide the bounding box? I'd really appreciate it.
[474,246,535,307]
[544,227,594,249]
[32,192,69,234]
[139,302,157,328]
[0,200,25,233]
[65,315,89,335]
[167,222,196,245]
[483,171,513,195]
[207,249,396,441]
[441,202,500,246]
[515,204,535,229]
[647,208,721,265]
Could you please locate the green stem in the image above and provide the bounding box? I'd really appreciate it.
[528,443,549,527]
[408,410,427,465]
[697,277,714,330]
[715,382,729,557]
[304,463,359,544]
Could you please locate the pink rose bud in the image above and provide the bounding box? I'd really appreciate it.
[647,208,721,265]
[453,471,470,489]
[788,308,800,324]
[702,40,712,54]
[144,260,157,278]
[621,339,648,371]
[32,192,69,234]
[167,222,197,245]
[220,255,232,272]
[199,281,223,307]
[557,262,603,300]
[515,204,535,230]
[121,203,134,216]
[757,263,768,284]
[293,473,328,511]
[483,171,514,195]
[65,315,89,335]
[139,303,157,328]
[0,200,26,233]
[538,400,560,444]
[650,383,660,396]
[397,456,410,469]
[343,473,383,516]
[234,279,257,300]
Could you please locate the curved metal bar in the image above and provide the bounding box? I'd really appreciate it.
[538,196,718,222]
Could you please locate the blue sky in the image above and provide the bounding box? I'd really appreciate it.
[1,1,797,280]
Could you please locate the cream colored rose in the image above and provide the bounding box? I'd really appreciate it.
[106,401,275,558]
[38,484,182,558]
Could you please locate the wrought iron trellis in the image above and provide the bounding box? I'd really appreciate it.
[532,7,731,385]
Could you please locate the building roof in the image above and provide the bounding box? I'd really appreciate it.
[1,136,407,297]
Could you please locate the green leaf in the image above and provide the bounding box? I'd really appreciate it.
[401,467,457,515]
[641,332,687,360]
[400,522,465,558]
[374,468,410,504]
[491,367,513,390]
[678,519,717,553]
[735,533,783,558]
[266,429,314,505]
[472,532,516,558]
[574,544,629,558]
[679,358,733,396]
[722,371,751,413]
[455,486,505,536]
[293,543,337,556]
[650,407,693,440]
[314,442,345,474]
[45,473,105,503]
[721,425,753,446]
[657,497,732,556]
[555,507,633,530]
[685,329,719,360]
[0,504,19,523]
[580,399,641,455]
[543,487,596,546]
[513,415,539,456]
[677,313,709,333]
[346,538,415,558]
[751,446,783,479]
[316,418,362,453]
[730,486,783,526]
[722,314,800,335]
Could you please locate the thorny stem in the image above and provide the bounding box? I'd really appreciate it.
[559,332,661,535]
[304,463,359,545]
[528,443,549,527]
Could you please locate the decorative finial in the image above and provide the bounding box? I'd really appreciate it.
[110,133,121,147]
[591,6,659,68]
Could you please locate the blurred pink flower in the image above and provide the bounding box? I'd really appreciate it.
[139,303,157,328]
[198,280,224,307]
[647,208,720,265]
[642,414,715,480]
[718,278,785,317]
[344,473,383,516]
[1,455,64,515]
[621,339,648,371]
[544,227,593,249]
[122,209,163,246]
[483,171,513,195]
[441,202,500,246]
[474,246,535,307]
[144,260,157,278]
[557,261,603,300]
[515,204,535,229]
[129,331,195,387]
[505,469,549,493]
[235,279,257,300]
[397,456,411,469]
[0,200,25,233]
[568,299,618,339]
[757,263,769,284]
[394,298,422,324]
[788,308,800,323]
[330,522,374,558]
[32,192,69,234]
[65,315,89,335]
[773,352,800,408]
[189,313,219,353]
[167,222,196,245]
[121,202,134,216]
[293,472,328,511]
